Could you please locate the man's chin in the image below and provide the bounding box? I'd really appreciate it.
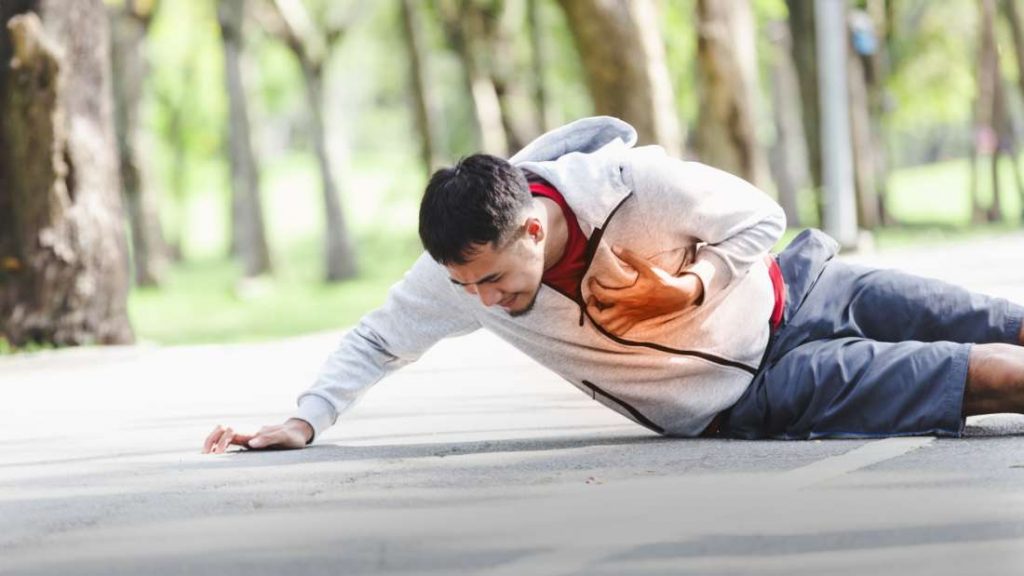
[507,293,539,317]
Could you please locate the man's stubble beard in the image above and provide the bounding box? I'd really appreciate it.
[508,288,541,318]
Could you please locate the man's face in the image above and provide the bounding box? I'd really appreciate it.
[446,232,546,317]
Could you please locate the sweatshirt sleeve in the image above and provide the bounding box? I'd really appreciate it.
[293,252,481,441]
[626,149,786,301]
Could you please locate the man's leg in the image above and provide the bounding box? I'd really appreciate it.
[720,337,972,439]
[963,343,1024,416]
[795,262,1024,346]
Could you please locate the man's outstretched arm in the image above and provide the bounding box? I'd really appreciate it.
[202,418,313,454]
[200,253,481,453]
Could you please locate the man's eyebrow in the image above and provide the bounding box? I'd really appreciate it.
[449,273,501,286]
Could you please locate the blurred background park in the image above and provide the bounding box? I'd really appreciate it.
[1,0,1023,351]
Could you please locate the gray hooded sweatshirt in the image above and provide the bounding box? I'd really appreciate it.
[294,116,787,439]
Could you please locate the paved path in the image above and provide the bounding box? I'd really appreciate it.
[2,232,1024,575]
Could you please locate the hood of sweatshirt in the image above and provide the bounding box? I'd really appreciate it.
[510,116,638,234]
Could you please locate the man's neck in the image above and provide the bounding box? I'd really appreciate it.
[537,196,568,271]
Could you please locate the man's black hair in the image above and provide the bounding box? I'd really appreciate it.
[419,153,532,265]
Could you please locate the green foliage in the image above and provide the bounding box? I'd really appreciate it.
[886,1,976,132]
[662,0,697,128]
[533,0,593,128]
[887,154,1023,225]
[0,337,55,356]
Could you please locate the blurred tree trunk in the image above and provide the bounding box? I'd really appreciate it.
[264,0,357,282]
[109,0,170,287]
[786,0,822,221]
[400,0,442,174]
[847,11,880,230]
[483,3,540,151]
[999,0,1024,217]
[972,0,1003,223]
[436,0,509,156]
[0,1,134,346]
[992,67,1021,219]
[767,20,808,228]
[694,0,771,189]
[218,0,272,277]
[866,0,894,225]
[152,55,194,263]
[556,0,683,157]
[527,0,551,133]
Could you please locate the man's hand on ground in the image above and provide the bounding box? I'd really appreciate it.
[202,418,314,454]
[586,246,704,335]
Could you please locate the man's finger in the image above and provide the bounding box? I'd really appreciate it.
[230,432,255,448]
[587,296,613,323]
[589,278,622,303]
[605,315,625,335]
[203,425,225,454]
[214,426,235,454]
[613,246,656,277]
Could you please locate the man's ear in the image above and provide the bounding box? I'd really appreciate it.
[525,218,544,243]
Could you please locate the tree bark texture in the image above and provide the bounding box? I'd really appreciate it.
[556,0,683,157]
[972,0,1003,223]
[786,0,822,201]
[218,0,272,277]
[0,1,134,346]
[482,2,541,152]
[999,0,1024,217]
[301,62,357,281]
[400,0,442,173]
[109,0,169,287]
[866,0,893,225]
[766,20,808,227]
[436,0,509,156]
[694,0,771,189]
[846,24,880,230]
[527,0,551,133]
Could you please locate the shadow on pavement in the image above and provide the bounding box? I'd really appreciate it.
[195,433,681,468]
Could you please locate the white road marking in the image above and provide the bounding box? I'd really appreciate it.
[773,437,934,490]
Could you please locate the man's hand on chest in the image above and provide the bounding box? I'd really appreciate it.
[586,246,704,336]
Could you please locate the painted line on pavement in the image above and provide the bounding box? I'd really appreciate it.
[773,437,934,490]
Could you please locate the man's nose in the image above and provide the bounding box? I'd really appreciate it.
[477,285,503,307]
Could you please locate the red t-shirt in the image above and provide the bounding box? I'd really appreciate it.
[529,179,587,302]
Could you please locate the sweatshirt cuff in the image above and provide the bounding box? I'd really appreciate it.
[293,395,338,444]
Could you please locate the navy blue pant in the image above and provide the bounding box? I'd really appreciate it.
[719,229,1024,440]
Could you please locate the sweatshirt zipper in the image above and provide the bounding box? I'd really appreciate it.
[582,379,665,434]
[574,192,633,325]
[573,191,759,376]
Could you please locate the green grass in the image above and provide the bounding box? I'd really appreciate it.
[887,155,1024,226]
[126,152,1024,346]
[128,232,421,345]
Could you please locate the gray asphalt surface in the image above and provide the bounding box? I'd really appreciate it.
[2,231,1024,575]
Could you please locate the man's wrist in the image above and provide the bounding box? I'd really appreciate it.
[674,272,705,307]
[286,418,315,444]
